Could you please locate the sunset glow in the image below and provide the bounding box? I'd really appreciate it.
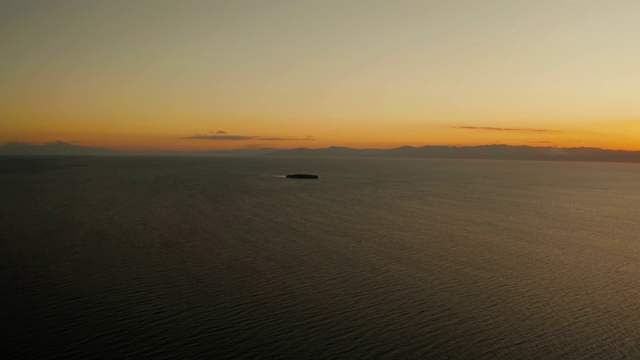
[2,1,640,151]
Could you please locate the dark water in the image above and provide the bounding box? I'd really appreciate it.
[2,156,640,359]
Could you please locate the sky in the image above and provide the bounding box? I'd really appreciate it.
[1,0,640,151]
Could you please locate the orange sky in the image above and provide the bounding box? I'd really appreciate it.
[1,1,640,151]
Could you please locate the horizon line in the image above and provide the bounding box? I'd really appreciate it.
[2,141,640,154]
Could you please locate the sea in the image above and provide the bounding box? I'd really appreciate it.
[2,156,640,359]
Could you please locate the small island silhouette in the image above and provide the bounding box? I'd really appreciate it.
[286,174,318,179]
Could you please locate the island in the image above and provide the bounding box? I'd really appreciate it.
[286,174,318,179]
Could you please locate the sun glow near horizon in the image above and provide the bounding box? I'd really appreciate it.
[1,0,640,151]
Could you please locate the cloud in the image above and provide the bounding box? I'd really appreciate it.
[185,133,314,141]
[259,136,314,141]
[215,130,227,134]
[187,135,256,140]
[457,126,562,133]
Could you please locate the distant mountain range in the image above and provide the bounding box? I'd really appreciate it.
[263,145,640,163]
[0,141,120,156]
[0,142,274,157]
[2,141,640,163]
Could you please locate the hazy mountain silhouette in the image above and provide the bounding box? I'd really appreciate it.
[0,142,275,157]
[0,141,120,156]
[3,142,640,163]
[264,145,640,163]
[197,148,278,157]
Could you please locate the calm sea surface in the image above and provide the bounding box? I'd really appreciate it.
[2,156,640,359]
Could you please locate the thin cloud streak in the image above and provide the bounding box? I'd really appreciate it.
[457,126,562,133]
[185,134,314,141]
[187,135,256,140]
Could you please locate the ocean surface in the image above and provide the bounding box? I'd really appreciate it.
[2,156,640,359]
